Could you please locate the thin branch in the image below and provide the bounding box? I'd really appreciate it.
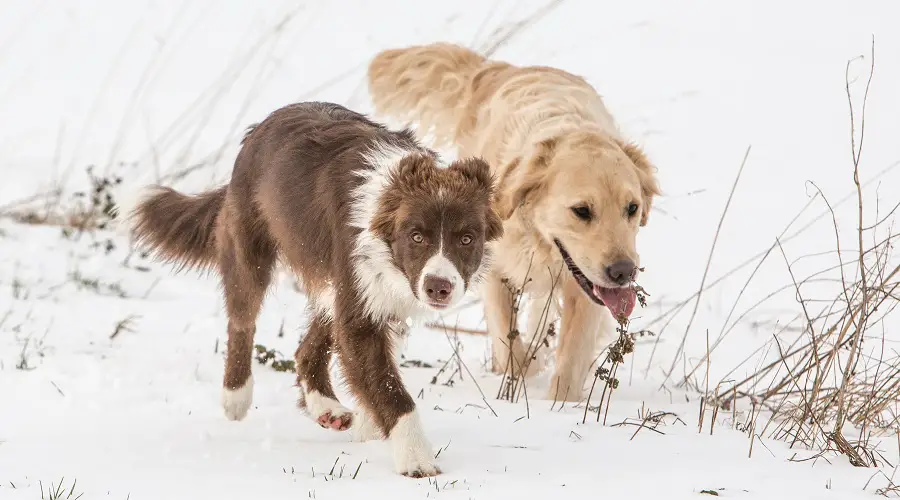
[660,145,751,388]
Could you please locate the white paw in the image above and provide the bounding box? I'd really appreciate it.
[390,411,440,478]
[222,377,254,421]
[303,387,353,431]
[350,407,383,442]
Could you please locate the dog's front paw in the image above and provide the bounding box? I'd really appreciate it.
[222,377,254,421]
[397,457,441,479]
[390,411,441,478]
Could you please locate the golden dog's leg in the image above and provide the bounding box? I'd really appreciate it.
[521,292,558,377]
[547,278,611,403]
[483,270,527,376]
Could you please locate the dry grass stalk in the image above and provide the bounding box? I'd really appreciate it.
[495,260,532,402]
[646,156,900,379]
[580,286,650,424]
[432,320,499,417]
[659,145,752,388]
[495,256,562,409]
[864,468,900,497]
[477,0,565,58]
[423,322,487,336]
[711,38,900,468]
[610,403,685,440]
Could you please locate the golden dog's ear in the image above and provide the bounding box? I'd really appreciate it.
[493,157,523,220]
[616,139,661,226]
[494,138,557,220]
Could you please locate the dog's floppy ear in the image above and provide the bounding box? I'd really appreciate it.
[391,152,435,185]
[373,159,424,243]
[449,157,493,190]
[615,139,661,226]
[484,207,504,241]
[372,153,439,240]
[370,190,401,243]
[450,158,504,242]
[494,138,557,220]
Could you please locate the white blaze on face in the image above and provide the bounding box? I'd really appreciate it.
[417,239,465,310]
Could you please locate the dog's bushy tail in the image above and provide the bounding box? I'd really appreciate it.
[367,42,486,148]
[130,185,227,272]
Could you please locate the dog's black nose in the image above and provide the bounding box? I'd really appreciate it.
[606,260,637,285]
[424,275,454,303]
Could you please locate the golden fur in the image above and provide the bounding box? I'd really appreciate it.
[367,43,661,402]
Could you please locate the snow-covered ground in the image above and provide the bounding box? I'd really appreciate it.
[1,1,899,498]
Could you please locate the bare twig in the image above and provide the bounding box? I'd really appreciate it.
[660,145,751,388]
[437,320,498,417]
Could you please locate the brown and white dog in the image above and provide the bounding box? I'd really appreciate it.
[128,101,502,477]
[367,44,661,403]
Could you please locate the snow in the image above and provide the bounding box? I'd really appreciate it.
[1,0,899,498]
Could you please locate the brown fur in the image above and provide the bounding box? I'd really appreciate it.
[130,101,501,477]
[130,185,226,272]
[368,43,661,402]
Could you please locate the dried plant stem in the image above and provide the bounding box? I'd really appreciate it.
[834,35,876,436]
[437,321,498,418]
[646,157,900,376]
[660,145,751,388]
[712,39,898,469]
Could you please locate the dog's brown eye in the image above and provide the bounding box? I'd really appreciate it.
[460,234,473,245]
[410,232,424,243]
[570,205,592,221]
[627,203,639,217]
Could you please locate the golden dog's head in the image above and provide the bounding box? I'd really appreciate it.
[495,131,660,321]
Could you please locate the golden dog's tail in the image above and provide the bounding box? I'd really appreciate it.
[367,42,488,148]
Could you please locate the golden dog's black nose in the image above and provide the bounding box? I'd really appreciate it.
[606,260,636,285]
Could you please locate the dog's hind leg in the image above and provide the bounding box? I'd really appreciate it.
[295,311,353,432]
[218,204,277,421]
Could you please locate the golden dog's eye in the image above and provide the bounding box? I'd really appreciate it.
[410,232,424,243]
[570,205,592,221]
[460,234,473,245]
[627,203,639,217]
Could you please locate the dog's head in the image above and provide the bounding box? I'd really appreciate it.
[495,131,660,321]
[371,154,503,311]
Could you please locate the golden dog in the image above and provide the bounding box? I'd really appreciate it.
[367,43,660,402]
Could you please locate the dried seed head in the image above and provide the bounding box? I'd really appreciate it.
[547,322,557,336]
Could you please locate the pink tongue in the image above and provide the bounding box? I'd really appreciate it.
[593,285,637,320]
